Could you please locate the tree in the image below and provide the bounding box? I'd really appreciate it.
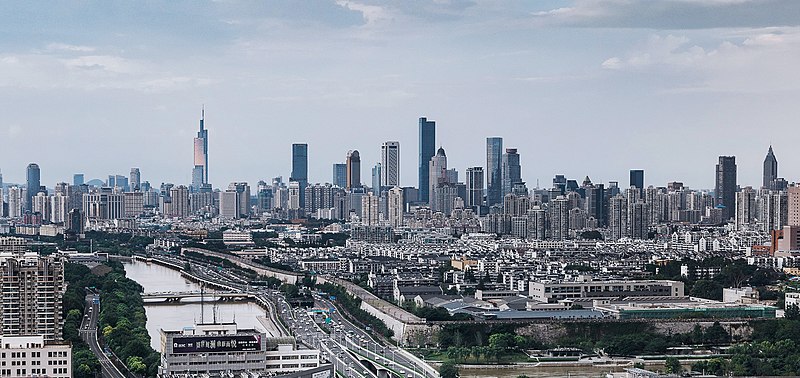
[786,304,800,321]
[690,280,723,301]
[470,346,482,362]
[439,361,459,378]
[665,357,682,375]
[126,356,147,374]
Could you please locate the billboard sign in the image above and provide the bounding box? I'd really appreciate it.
[172,334,262,353]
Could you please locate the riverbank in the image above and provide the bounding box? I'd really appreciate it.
[122,260,271,351]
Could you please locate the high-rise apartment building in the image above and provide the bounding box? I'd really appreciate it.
[227,182,251,217]
[629,169,644,192]
[83,188,125,221]
[763,146,778,189]
[466,167,484,210]
[361,193,379,226]
[219,191,240,219]
[501,149,521,198]
[486,137,503,207]
[50,193,67,224]
[288,181,301,212]
[332,164,347,188]
[26,163,41,212]
[130,168,141,191]
[387,187,404,228]
[123,192,144,218]
[608,194,627,240]
[164,185,190,218]
[290,143,308,208]
[381,141,400,188]
[735,186,757,229]
[346,150,361,190]
[788,186,800,227]
[0,239,65,341]
[715,156,737,221]
[7,187,21,218]
[418,117,436,204]
[192,108,209,190]
[33,193,51,221]
[628,201,649,239]
[549,196,570,240]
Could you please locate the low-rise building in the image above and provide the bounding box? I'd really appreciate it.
[528,277,684,303]
[0,335,71,378]
[160,323,268,376]
[222,230,255,246]
[592,297,776,320]
[160,323,321,377]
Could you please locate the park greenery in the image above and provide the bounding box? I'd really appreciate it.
[63,263,101,378]
[438,361,459,378]
[431,321,735,363]
[318,283,395,339]
[64,261,161,377]
[647,257,782,301]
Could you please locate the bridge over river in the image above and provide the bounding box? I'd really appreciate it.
[141,290,254,303]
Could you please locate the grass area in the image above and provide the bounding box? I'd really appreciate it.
[418,349,534,364]
[638,355,731,361]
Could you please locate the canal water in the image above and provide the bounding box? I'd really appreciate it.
[123,260,268,351]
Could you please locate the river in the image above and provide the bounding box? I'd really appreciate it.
[122,260,269,351]
[121,260,638,377]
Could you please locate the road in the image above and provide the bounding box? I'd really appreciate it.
[152,254,439,378]
[80,293,127,378]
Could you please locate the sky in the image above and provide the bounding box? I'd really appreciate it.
[1,0,799,190]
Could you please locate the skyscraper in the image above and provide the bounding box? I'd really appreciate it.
[381,141,400,188]
[763,146,778,189]
[26,163,40,212]
[371,163,381,193]
[193,107,209,189]
[227,182,251,217]
[346,150,361,190]
[418,117,436,203]
[501,149,521,198]
[130,168,141,191]
[715,156,737,221]
[486,137,503,207]
[332,163,347,188]
[466,167,484,210]
[629,169,644,191]
[73,174,84,186]
[291,143,308,207]
[428,147,448,212]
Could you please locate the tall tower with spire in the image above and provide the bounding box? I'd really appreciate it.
[192,107,209,191]
[763,145,778,189]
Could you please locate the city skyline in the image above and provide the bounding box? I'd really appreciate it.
[0,139,790,194]
[1,2,799,188]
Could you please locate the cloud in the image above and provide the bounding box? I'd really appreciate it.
[6,125,22,138]
[601,28,800,93]
[45,43,96,52]
[533,0,800,29]
[0,47,213,92]
[336,0,394,27]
